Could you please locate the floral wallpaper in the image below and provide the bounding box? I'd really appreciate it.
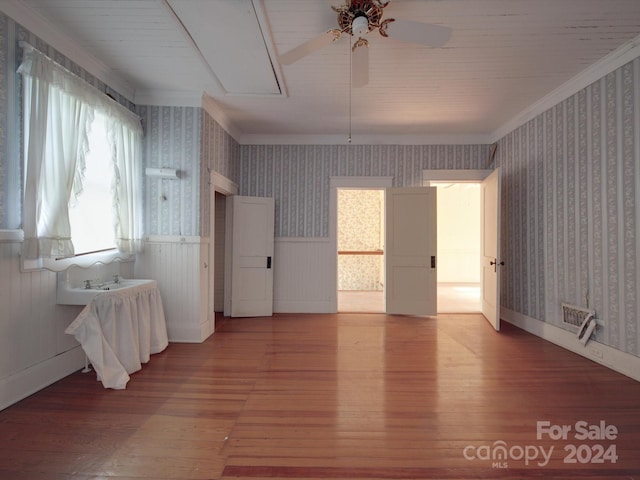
[0,13,7,228]
[137,106,201,237]
[239,144,488,237]
[497,56,640,357]
[200,110,239,237]
[137,106,239,237]
[338,189,384,291]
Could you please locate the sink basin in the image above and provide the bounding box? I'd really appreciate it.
[57,278,156,305]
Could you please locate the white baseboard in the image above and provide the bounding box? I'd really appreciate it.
[144,235,202,244]
[0,346,85,411]
[501,307,640,382]
[166,323,210,343]
[274,300,334,314]
[200,318,214,341]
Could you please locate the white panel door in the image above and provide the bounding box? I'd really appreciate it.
[385,187,437,316]
[225,195,275,317]
[481,168,502,330]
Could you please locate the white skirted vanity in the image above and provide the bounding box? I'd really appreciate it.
[58,264,168,389]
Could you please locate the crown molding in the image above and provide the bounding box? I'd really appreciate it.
[237,132,491,146]
[202,94,243,142]
[0,0,135,100]
[490,33,640,143]
[133,89,203,108]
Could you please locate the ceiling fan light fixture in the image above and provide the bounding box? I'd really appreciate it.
[280,0,452,88]
[352,36,369,52]
[352,15,369,36]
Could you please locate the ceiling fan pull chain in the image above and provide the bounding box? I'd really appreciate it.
[348,35,352,144]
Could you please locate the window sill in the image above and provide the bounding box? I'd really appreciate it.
[22,248,133,273]
[0,230,133,271]
[0,230,25,243]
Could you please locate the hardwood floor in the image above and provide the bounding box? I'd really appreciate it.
[338,290,384,312]
[1,313,640,479]
[338,284,481,313]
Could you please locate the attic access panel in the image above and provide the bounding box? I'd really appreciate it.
[168,0,282,96]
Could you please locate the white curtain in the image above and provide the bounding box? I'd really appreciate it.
[109,119,144,253]
[20,46,94,259]
[18,43,143,259]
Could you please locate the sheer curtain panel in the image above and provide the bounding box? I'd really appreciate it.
[109,119,144,254]
[19,45,94,260]
[18,43,143,261]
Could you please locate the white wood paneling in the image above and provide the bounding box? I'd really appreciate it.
[199,240,212,338]
[273,237,334,313]
[135,237,210,342]
[12,1,640,142]
[0,241,85,410]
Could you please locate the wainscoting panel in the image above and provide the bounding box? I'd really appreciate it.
[273,237,335,313]
[0,241,84,410]
[135,237,210,342]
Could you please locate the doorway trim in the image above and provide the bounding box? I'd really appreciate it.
[209,171,238,331]
[422,169,493,315]
[329,176,393,312]
[422,169,493,185]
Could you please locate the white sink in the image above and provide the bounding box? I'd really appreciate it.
[57,278,155,305]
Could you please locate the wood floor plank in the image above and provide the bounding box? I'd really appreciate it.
[1,313,639,479]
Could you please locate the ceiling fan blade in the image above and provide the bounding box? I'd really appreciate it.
[352,39,369,88]
[385,19,451,48]
[279,29,343,65]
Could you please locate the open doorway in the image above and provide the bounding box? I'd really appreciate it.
[434,183,481,313]
[208,172,238,330]
[213,191,226,314]
[337,183,482,314]
[337,189,385,313]
[332,172,488,315]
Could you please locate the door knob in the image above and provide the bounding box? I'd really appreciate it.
[489,259,504,272]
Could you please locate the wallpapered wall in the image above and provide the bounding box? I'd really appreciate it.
[136,106,239,237]
[338,189,384,291]
[0,9,238,242]
[200,110,239,237]
[3,8,639,362]
[497,57,640,357]
[137,106,201,237]
[239,144,489,237]
[0,13,7,228]
[0,12,135,230]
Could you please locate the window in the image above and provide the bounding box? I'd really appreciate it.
[18,42,143,271]
[68,112,117,255]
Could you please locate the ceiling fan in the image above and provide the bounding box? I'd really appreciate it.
[278,0,452,87]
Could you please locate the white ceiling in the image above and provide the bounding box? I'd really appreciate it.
[5,0,640,144]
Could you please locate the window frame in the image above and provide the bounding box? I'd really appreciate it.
[17,43,142,272]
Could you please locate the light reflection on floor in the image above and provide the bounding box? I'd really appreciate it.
[338,283,481,314]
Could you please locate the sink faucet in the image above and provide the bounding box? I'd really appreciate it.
[84,280,92,289]
[113,274,121,284]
